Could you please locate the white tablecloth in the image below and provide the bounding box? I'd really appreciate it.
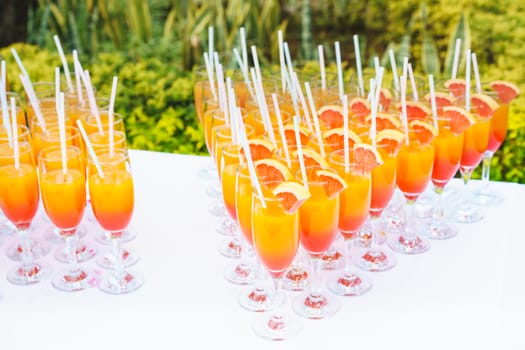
[0,149,524,349]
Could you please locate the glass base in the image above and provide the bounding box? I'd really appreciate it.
[52,268,94,292]
[215,217,236,236]
[55,241,97,263]
[454,205,483,223]
[282,265,309,291]
[208,200,227,217]
[97,248,140,269]
[425,220,458,240]
[327,270,373,296]
[45,225,87,244]
[7,262,51,285]
[99,270,143,295]
[355,248,397,272]
[387,234,430,254]
[472,188,504,206]
[205,184,222,199]
[7,239,51,261]
[238,286,274,312]
[252,312,302,341]
[95,227,137,245]
[224,262,255,285]
[321,237,345,270]
[292,291,341,319]
[218,238,241,259]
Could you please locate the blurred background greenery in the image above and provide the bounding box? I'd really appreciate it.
[0,0,524,182]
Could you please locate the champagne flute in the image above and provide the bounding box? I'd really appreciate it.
[0,141,50,285]
[88,148,142,294]
[39,145,92,291]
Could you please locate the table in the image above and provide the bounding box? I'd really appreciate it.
[1,149,524,349]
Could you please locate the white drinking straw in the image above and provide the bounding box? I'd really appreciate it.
[374,57,380,76]
[57,92,68,175]
[10,98,18,169]
[291,71,313,133]
[0,75,12,146]
[353,34,365,97]
[471,52,482,93]
[402,57,409,84]
[389,49,400,93]
[203,52,217,102]
[305,82,325,158]
[281,43,301,119]
[76,120,104,178]
[237,107,265,208]
[428,74,439,130]
[342,95,350,173]
[250,68,276,146]
[272,93,291,168]
[11,48,30,82]
[465,49,471,112]
[408,63,418,101]
[72,50,84,106]
[335,41,344,98]
[240,27,248,74]
[232,48,255,100]
[293,115,309,190]
[108,76,118,158]
[400,75,409,145]
[367,78,376,103]
[251,46,263,89]
[226,79,237,145]
[82,70,103,134]
[53,35,73,91]
[20,74,46,132]
[371,67,385,147]
[318,45,326,90]
[55,67,61,113]
[451,38,462,79]
[278,30,287,93]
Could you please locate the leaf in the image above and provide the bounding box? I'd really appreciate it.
[443,12,471,78]
[421,33,440,76]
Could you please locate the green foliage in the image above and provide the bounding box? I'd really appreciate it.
[0,43,207,156]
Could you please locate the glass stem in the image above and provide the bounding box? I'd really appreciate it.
[460,167,474,208]
[480,152,493,192]
[403,201,416,243]
[271,276,284,323]
[65,233,80,277]
[343,237,353,275]
[369,216,380,254]
[19,228,33,271]
[309,257,322,297]
[111,233,125,279]
[432,187,445,223]
[237,225,249,268]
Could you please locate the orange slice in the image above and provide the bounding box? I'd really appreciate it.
[294,148,329,169]
[397,101,431,120]
[379,88,393,111]
[315,169,347,199]
[272,181,310,214]
[409,120,437,145]
[254,158,292,184]
[376,129,405,155]
[323,128,362,151]
[349,97,371,120]
[489,80,520,104]
[318,105,344,129]
[354,143,383,172]
[283,123,311,147]
[471,93,499,117]
[241,138,276,161]
[366,112,402,131]
[424,91,455,109]
[444,78,466,98]
[442,106,476,134]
